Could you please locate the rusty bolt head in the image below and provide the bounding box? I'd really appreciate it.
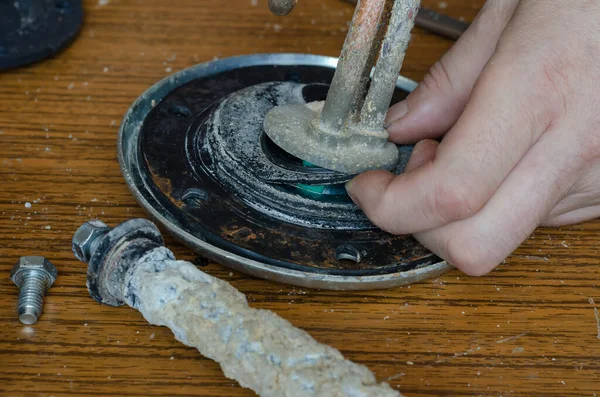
[72,220,110,263]
[10,256,58,289]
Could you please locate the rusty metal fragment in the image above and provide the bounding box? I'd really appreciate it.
[268,0,297,16]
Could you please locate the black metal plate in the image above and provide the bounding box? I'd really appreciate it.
[136,63,441,277]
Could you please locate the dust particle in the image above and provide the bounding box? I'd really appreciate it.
[589,298,600,339]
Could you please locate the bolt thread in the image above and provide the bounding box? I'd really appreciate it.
[17,272,48,324]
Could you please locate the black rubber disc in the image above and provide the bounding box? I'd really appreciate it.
[0,0,83,70]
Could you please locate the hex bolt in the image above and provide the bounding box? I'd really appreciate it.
[10,256,58,325]
[71,219,110,262]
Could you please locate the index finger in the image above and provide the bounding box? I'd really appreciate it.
[347,51,555,235]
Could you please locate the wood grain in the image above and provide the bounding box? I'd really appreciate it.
[1,1,599,396]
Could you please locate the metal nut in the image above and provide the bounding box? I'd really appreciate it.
[72,220,109,263]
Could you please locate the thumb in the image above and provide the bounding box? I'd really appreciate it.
[346,139,438,230]
[386,0,520,144]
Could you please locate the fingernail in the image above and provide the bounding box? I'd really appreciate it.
[384,100,409,129]
[345,179,362,209]
[345,179,355,193]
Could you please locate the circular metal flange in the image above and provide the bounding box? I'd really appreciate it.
[264,102,400,174]
[118,54,452,290]
[0,0,83,70]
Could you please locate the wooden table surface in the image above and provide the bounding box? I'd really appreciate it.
[1,1,599,396]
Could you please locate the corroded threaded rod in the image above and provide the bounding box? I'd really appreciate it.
[73,219,404,397]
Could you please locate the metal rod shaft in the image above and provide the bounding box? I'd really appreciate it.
[359,0,420,132]
[341,0,469,40]
[415,8,469,40]
[318,0,388,133]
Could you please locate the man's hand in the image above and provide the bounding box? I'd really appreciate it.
[346,0,600,276]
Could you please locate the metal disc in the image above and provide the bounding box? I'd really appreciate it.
[118,54,452,290]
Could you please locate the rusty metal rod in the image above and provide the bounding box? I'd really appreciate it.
[268,1,469,41]
[415,7,469,40]
[342,0,469,40]
[318,0,388,133]
[359,0,419,132]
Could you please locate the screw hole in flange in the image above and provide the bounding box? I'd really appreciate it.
[335,244,362,264]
